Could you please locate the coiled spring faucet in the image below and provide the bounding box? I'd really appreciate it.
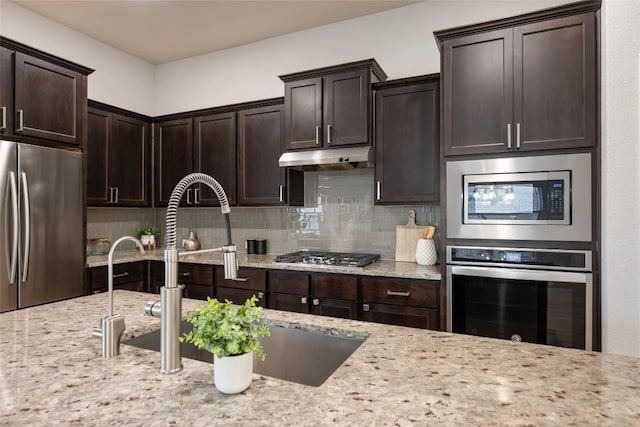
[144,173,238,374]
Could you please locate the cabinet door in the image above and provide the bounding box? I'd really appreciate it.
[0,47,13,136]
[375,80,440,204]
[323,69,369,147]
[215,267,266,291]
[361,303,437,329]
[155,118,194,206]
[442,29,513,156]
[217,287,266,307]
[87,107,110,205]
[194,112,236,206]
[109,113,149,206]
[237,104,286,205]
[513,13,596,150]
[13,52,82,145]
[269,293,310,314]
[284,77,322,150]
[311,298,358,320]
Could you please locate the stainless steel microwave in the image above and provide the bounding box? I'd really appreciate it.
[446,153,592,241]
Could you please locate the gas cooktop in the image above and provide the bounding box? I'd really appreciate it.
[274,251,380,267]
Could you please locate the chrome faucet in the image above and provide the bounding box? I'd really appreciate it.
[144,173,238,374]
[93,236,145,358]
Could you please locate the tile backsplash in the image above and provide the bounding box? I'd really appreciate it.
[88,169,440,260]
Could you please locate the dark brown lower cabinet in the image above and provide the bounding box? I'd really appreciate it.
[149,261,214,300]
[214,267,266,307]
[89,262,145,294]
[268,270,310,313]
[311,274,358,320]
[361,277,439,329]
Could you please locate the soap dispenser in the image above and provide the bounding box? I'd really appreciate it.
[183,227,201,251]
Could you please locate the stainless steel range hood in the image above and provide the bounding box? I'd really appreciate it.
[278,146,373,171]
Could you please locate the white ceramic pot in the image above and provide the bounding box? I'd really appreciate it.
[213,352,253,394]
[140,234,155,250]
[416,238,437,266]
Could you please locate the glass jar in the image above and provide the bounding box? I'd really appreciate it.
[87,238,111,256]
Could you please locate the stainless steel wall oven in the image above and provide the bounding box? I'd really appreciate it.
[446,246,593,350]
[446,153,592,241]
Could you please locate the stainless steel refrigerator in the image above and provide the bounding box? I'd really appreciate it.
[1,140,83,312]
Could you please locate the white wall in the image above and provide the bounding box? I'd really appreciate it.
[0,0,156,115]
[155,0,570,115]
[601,0,640,357]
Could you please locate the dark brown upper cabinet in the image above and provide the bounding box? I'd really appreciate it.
[237,102,303,206]
[154,117,194,206]
[87,101,151,207]
[280,59,387,150]
[155,113,236,208]
[194,112,236,206]
[435,2,599,156]
[0,37,92,147]
[374,75,440,204]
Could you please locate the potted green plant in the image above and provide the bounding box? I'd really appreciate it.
[136,226,160,250]
[180,295,270,394]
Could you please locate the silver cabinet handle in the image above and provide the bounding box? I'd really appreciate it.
[257,292,264,299]
[20,172,30,282]
[386,290,410,297]
[108,187,113,203]
[114,187,119,204]
[16,110,24,133]
[186,188,192,204]
[7,172,18,284]
[0,106,6,131]
[315,126,320,145]
[376,181,381,201]
[507,123,512,149]
[312,298,320,306]
[516,122,521,149]
[300,297,308,304]
[112,272,130,279]
[362,303,370,312]
[279,185,284,203]
[327,125,333,145]
[178,272,191,277]
[194,188,200,205]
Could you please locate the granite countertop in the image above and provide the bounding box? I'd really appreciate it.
[1,291,639,426]
[86,249,442,281]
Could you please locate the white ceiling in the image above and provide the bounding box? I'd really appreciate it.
[11,0,422,64]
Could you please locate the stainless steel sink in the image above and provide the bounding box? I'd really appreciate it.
[123,320,366,387]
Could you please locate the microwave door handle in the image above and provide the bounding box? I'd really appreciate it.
[6,172,18,284]
[20,172,30,283]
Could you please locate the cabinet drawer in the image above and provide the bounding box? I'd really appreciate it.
[182,284,214,301]
[90,262,145,292]
[269,271,310,294]
[150,261,213,287]
[268,292,310,314]
[215,267,266,291]
[312,274,357,300]
[361,303,437,329]
[217,287,266,307]
[361,278,437,308]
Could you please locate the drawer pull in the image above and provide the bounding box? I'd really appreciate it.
[386,290,410,297]
[257,292,264,299]
[300,297,308,304]
[178,272,191,277]
[112,272,130,279]
[362,304,370,312]
[312,298,320,306]
[17,110,24,132]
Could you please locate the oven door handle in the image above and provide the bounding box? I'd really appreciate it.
[448,265,591,283]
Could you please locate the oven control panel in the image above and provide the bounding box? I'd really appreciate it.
[447,246,591,272]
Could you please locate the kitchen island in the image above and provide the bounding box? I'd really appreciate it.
[1,290,639,426]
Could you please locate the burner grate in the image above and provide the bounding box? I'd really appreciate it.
[274,251,380,267]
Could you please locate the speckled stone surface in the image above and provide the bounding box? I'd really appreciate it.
[86,250,442,281]
[1,291,639,426]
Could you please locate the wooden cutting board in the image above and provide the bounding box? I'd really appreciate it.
[395,210,423,262]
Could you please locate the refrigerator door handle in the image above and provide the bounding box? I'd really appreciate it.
[20,171,30,283]
[7,171,18,284]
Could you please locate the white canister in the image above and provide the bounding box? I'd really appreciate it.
[416,238,437,266]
